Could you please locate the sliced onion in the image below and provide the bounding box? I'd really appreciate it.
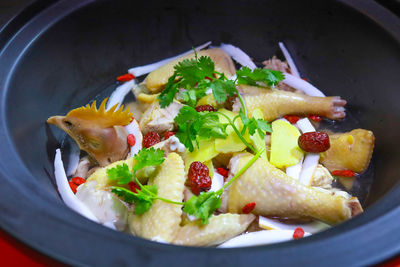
[282,73,325,97]
[66,140,80,177]
[124,119,142,157]
[210,172,224,192]
[278,42,301,78]
[220,43,257,70]
[218,230,311,248]
[106,79,136,111]
[128,41,211,77]
[259,216,329,234]
[54,149,98,222]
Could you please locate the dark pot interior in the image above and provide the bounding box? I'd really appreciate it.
[1,0,400,266]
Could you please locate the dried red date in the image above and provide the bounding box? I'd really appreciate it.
[163,131,176,140]
[143,131,161,148]
[187,161,212,195]
[298,132,330,153]
[195,105,215,112]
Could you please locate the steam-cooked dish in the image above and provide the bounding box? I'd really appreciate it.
[48,43,374,247]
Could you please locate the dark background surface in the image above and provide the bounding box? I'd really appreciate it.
[0,0,400,266]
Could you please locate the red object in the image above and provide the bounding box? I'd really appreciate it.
[205,76,213,81]
[142,131,161,148]
[195,105,215,112]
[130,116,135,122]
[187,161,212,195]
[284,115,300,124]
[70,177,86,186]
[128,181,141,193]
[331,170,356,177]
[302,77,307,81]
[293,227,305,239]
[68,182,78,194]
[216,167,229,178]
[308,114,322,122]
[164,131,176,140]
[242,202,256,214]
[298,131,330,153]
[127,134,136,147]
[116,73,135,82]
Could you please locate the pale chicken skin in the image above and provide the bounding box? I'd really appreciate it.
[225,153,362,224]
[234,85,346,121]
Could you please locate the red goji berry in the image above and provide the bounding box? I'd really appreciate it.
[331,170,356,177]
[117,73,135,82]
[195,105,215,112]
[298,132,330,153]
[128,181,141,193]
[284,115,300,124]
[71,177,86,186]
[293,227,305,239]
[69,182,78,194]
[242,202,256,214]
[187,161,212,195]
[127,134,136,147]
[163,131,176,140]
[308,114,322,122]
[216,167,229,178]
[143,131,161,148]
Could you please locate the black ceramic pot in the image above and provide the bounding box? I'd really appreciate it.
[1,0,400,266]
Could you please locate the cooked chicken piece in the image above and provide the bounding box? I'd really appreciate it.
[152,136,186,155]
[172,213,255,246]
[262,56,295,92]
[233,85,347,121]
[321,129,375,173]
[225,153,362,224]
[74,156,91,179]
[144,48,236,93]
[311,164,333,189]
[47,99,132,166]
[130,153,185,243]
[139,101,182,135]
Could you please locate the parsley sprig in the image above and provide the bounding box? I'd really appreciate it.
[108,147,184,215]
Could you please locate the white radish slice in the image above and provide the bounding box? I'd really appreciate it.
[106,79,136,111]
[220,43,257,70]
[66,140,80,177]
[286,156,304,180]
[210,172,224,192]
[258,216,329,234]
[124,119,142,157]
[218,230,310,248]
[296,118,317,133]
[278,42,301,78]
[298,153,320,186]
[54,149,98,222]
[128,41,212,77]
[282,73,325,97]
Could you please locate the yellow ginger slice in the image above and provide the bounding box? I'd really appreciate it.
[227,152,361,224]
[144,48,236,93]
[321,129,375,173]
[130,153,185,243]
[172,213,255,246]
[235,85,346,121]
[67,98,132,128]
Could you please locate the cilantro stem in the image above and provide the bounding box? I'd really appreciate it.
[215,111,256,153]
[155,197,184,205]
[216,148,265,195]
[235,89,248,118]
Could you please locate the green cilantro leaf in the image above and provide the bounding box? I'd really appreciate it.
[183,191,222,224]
[236,67,284,87]
[239,109,272,138]
[111,185,158,215]
[106,163,133,185]
[210,77,236,103]
[133,147,165,172]
[158,74,179,108]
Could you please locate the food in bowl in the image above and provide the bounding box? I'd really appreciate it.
[47,42,374,247]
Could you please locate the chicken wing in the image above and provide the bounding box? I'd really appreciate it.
[234,85,346,121]
[225,153,362,224]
